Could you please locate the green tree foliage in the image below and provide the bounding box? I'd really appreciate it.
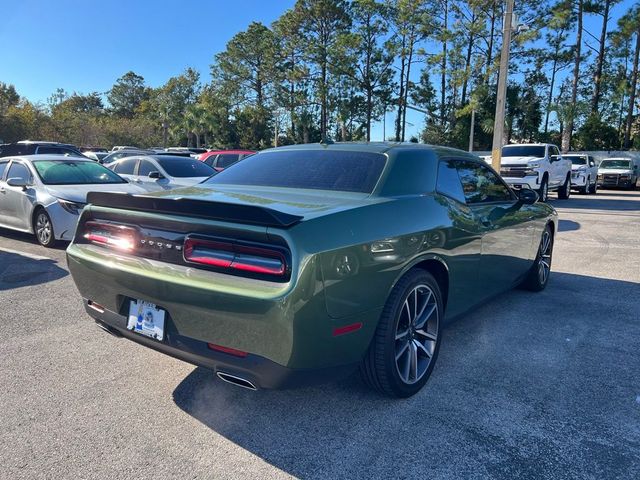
[3,0,640,151]
[107,71,148,118]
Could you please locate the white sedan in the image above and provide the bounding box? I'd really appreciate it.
[108,155,215,192]
[0,155,144,247]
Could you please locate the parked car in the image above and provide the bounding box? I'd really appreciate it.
[199,150,256,171]
[597,158,639,190]
[101,149,153,165]
[0,141,85,158]
[66,143,557,397]
[110,146,140,152]
[165,147,208,157]
[565,153,598,194]
[496,143,571,201]
[107,155,215,191]
[82,151,110,163]
[80,146,108,153]
[0,155,144,247]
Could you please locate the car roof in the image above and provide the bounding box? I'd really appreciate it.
[4,154,95,162]
[207,149,256,154]
[258,141,480,160]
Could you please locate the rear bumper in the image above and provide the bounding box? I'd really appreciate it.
[66,243,380,376]
[85,300,358,389]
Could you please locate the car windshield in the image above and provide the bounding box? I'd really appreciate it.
[155,156,215,177]
[502,145,546,157]
[33,160,126,185]
[565,156,587,165]
[599,159,631,169]
[204,150,387,193]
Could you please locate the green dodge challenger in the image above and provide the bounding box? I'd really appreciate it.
[67,142,557,397]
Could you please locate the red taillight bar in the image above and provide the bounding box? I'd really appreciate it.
[184,237,287,277]
[207,343,248,358]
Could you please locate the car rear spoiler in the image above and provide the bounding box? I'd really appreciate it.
[86,192,304,228]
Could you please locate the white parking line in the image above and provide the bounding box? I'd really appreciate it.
[0,247,53,261]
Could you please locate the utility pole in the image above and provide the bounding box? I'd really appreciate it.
[491,0,515,171]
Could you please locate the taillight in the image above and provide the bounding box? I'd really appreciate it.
[184,237,287,277]
[83,221,138,251]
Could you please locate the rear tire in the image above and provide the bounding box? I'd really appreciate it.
[558,175,571,199]
[522,225,554,292]
[360,269,442,398]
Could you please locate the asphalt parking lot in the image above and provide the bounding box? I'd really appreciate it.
[1,189,639,480]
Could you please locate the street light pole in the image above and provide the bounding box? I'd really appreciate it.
[491,0,515,171]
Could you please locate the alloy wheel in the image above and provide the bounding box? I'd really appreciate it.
[538,230,552,285]
[394,284,439,385]
[36,212,52,245]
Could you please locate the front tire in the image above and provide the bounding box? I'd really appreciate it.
[558,175,571,199]
[522,225,554,292]
[33,209,56,248]
[580,176,590,194]
[360,269,442,398]
[538,176,549,202]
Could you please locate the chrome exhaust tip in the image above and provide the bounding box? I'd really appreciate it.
[216,371,257,390]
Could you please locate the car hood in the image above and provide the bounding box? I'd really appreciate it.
[138,184,389,220]
[45,182,146,203]
[571,164,588,171]
[500,156,545,166]
[598,168,633,174]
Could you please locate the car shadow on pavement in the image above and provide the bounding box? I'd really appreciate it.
[172,272,640,479]
[550,191,640,212]
[0,250,68,291]
[558,219,580,231]
[0,227,70,251]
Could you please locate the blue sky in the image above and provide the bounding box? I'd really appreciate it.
[1,0,636,143]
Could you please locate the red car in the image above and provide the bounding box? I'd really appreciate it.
[199,150,255,172]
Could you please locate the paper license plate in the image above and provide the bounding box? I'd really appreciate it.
[127,299,165,341]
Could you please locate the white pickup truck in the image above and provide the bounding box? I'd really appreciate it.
[495,143,572,202]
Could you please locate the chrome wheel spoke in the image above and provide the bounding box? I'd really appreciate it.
[394,283,439,385]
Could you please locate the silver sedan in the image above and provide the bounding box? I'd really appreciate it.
[0,155,144,247]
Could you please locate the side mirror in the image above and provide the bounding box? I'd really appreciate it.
[148,171,165,180]
[549,155,559,162]
[517,188,538,205]
[6,177,29,189]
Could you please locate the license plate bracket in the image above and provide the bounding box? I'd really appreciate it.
[127,299,165,341]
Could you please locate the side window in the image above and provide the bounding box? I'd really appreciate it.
[0,161,8,180]
[218,154,240,169]
[137,160,156,176]
[203,155,217,167]
[113,159,137,175]
[7,162,32,183]
[456,161,514,204]
[551,146,560,157]
[36,146,61,155]
[436,161,465,204]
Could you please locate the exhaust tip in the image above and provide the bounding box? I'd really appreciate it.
[216,371,257,391]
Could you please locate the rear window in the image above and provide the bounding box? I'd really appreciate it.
[205,150,386,193]
[155,156,215,177]
[33,160,126,185]
[217,154,239,169]
[502,145,546,158]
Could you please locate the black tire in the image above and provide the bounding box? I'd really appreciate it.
[591,179,598,194]
[522,224,554,292]
[558,174,571,199]
[360,269,443,398]
[538,176,549,202]
[33,208,56,248]
[580,177,590,194]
